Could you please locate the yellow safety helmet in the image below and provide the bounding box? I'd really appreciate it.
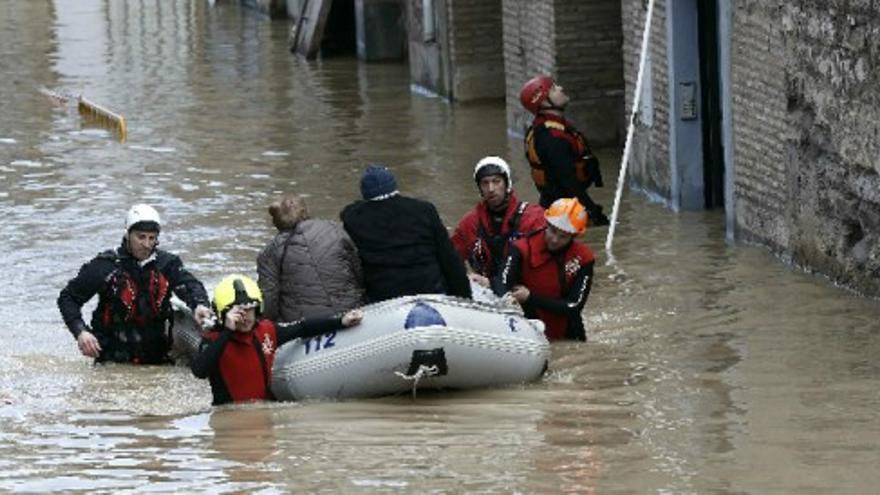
[544,198,588,235]
[212,274,263,316]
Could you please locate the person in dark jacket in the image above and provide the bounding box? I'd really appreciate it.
[257,194,364,322]
[57,204,213,364]
[451,156,546,287]
[520,75,610,226]
[492,198,595,341]
[340,164,472,303]
[191,274,363,406]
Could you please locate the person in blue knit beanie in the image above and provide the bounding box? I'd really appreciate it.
[341,164,471,303]
[360,165,400,201]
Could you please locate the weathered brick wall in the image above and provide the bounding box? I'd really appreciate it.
[446,0,505,100]
[503,0,624,147]
[556,0,625,147]
[729,2,791,252]
[621,0,671,197]
[503,0,556,135]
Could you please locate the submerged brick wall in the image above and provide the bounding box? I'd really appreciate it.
[555,0,625,146]
[405,0,504,101]
[730,2,791,249]
[446,0,505,100]
[621,0,671,197]
[503,0,556,135]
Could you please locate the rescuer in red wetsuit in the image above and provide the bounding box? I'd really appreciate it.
[191,274,363,405]
[450,156,546,287]
[492,198,596,341]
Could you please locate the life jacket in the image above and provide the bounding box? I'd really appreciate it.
[524,114,603,190]
[468,200,534,278]
[209,320,278,404]
[101,263,170,328]
[96,251,173,363]
[513,232,594,340]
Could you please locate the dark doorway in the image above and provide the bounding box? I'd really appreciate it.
[697,0,724,208]
[321,0,356,56]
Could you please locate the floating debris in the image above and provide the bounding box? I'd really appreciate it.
[128,145,177,153]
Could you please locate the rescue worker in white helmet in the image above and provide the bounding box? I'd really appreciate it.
[57,204,214,364]
[450,156,546,287]
[191,274,363,405]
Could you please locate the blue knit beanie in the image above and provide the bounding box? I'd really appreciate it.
[360,164,399,200]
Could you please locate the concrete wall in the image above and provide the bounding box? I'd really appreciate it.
[503,0,625,147]
[621,0,880,296]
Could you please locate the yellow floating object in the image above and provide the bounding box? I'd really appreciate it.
[78,97,127,143]
[40,88,127,142]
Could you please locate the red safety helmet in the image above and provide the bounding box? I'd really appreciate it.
[519,75,554,114]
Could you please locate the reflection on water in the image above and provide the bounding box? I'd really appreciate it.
[1,1,879,493]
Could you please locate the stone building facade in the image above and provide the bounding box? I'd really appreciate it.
[621,0,880,296]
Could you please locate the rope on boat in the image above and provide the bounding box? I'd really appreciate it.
[365,293,523,318]
[394,364,440,400]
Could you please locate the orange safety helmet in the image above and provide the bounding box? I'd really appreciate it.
[519,75,554,114]
[544,198,588,235]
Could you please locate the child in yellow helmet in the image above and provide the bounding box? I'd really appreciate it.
[191,274,363,405]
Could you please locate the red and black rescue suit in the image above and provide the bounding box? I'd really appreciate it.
[492,229,595,341]
[190,316,343,405]
[450,191,546,279]
[57,241,209,364]
[525,113,607,224]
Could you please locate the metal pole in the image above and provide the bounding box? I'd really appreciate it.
[605,0,656,260]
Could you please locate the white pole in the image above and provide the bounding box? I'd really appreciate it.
[605,0,656,259]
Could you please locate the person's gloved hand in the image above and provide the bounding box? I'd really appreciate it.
[588,205,610,227]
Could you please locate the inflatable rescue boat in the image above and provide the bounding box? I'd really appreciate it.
[173,288,549,400]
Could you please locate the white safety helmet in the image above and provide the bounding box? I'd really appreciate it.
[473,156,512,193]
[125,203,161,233]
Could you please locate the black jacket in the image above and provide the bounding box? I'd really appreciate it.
[57,241,209,363]
[341,195,471,303]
